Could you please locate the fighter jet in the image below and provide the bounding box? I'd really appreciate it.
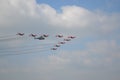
[34,36,45,40]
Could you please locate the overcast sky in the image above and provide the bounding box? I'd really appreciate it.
[0,0,120,80]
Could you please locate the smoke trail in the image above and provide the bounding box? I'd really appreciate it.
[0,34,16,38]
[0,45,51,53]
[0,48,50,57]
[0,42,55,51]
[0,36,27,42]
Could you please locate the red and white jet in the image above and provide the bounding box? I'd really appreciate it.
[16,33,24,36]
[54,44,60,47]
[58,42,65,44]
[29,34,37,38]
[56,35,63,38]
[68,36,76,39]
[64,38,71,41]
[43,34,49,37]
[51,48,57,50]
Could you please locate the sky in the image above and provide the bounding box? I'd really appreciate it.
[0,0,120,80]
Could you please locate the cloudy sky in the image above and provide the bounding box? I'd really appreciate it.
[0,0,120,80]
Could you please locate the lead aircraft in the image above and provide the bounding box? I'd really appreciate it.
[34,36,45,40]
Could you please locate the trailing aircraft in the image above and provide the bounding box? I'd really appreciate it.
[29,34,37,38]
[58,42,65,44]
[56,35,63,38]
[51,48,57,50]
[64,38,71,41]
[43,34,49,37]
[54,44,60,47]
[68,36,76,39]
[16,33,24,36]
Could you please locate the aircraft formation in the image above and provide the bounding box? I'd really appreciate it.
[0,33,76,56]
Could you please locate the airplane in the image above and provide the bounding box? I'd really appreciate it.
[64,38,71,41]
[51,48,57,50]
[56,35,63,38]
[34,36,45,40]
[29,34,37,38]
[68,36,76,39]
[16,33,24,36]
[54,44,60,47]
[58,42,65,44]
[43,34,49,37]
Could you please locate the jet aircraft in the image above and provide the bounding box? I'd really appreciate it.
[34,36,45,40]
[56,35,63,38]
[16,33,24,36]
[29,34,37,38]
